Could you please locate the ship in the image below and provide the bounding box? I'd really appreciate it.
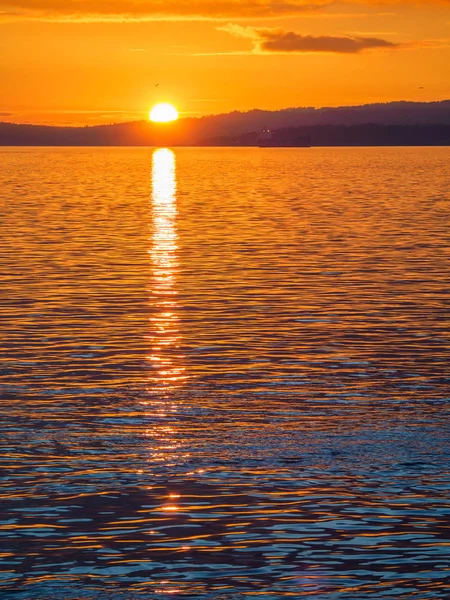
[257,128,312,148]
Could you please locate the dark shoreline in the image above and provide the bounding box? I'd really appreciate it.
[2,108,450,148]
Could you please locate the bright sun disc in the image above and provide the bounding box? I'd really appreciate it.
[150,103,179,123]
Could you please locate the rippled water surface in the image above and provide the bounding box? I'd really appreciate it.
[1,147,449,599]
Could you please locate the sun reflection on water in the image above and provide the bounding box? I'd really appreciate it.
[147,148,186,394]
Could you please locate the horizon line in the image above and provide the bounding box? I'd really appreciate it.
[1,98,450,129]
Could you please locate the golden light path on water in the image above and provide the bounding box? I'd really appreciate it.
[148,148,186,394]
[145,148,188,475]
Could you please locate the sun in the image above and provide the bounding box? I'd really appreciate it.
[149,103,179,123]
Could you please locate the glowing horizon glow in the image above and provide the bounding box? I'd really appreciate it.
[3,2,450,126]
[150,103,179,123]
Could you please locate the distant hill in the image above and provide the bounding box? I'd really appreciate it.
[1,100,450,146]
[190,100,450,138]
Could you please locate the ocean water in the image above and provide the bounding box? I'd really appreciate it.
[0,146,449,599]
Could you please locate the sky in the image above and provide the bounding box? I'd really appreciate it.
[1,0,450,125]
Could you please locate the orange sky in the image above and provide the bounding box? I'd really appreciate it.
[1,0,450,125]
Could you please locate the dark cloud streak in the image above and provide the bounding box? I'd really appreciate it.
[0,0,327,21]
[1,0,448,22]
[220,23,405,53]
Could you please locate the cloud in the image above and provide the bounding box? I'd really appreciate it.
[0,1,329,21]
[219,23,409,53]
[0,0,448,22]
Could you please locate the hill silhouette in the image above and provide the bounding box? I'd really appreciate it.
[1,100,450,146]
